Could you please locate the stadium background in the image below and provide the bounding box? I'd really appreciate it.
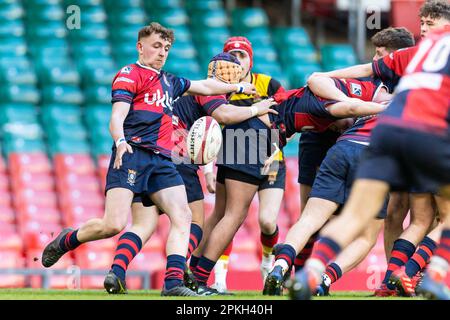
[0,0,445,292]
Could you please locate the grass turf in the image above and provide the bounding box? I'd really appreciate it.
[0,289,424,300]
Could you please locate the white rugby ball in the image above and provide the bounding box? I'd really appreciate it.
[187,116,222,165]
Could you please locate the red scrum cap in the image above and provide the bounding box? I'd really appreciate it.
[223,36,253,69]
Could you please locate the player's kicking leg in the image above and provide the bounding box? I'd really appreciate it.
[42,188,134,267]
[104,201,159,294]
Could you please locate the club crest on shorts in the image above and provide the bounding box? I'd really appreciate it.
[127,169,137,186]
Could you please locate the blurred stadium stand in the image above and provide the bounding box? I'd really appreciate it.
[0,0,405,291]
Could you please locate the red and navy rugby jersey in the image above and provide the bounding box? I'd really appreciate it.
[372,46,418,91]
[378,30,450,135]
[272,77,382,139]
[111,62,191,157]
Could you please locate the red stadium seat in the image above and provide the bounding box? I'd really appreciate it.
[19,221,62,250]
[233,226,258,253]
[26,249,76,289]
[0,155,6,173]
[0,174,9,191]
[141,232,164,254]
[0,191,12,208]
[16,204,61,225]
[59,189,104,208]
[8,153,52,174]
[62,205,104,227]
[0,206,15,224]
[0,228,23,251]
[0,250,26,288]
[75,250,114,289]
[10,172,55,192]
[14,189,58,208]
[54,154,96,176]
[0,221,17,233]
[57,173,100,193]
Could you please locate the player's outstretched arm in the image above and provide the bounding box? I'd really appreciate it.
[211,98,278,125]
[307,75,352,102]
[188,78,256,96]
[327,100,387,118]
[109,101,133,169]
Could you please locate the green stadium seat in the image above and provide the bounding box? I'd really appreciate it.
[0,56,30,69]
[192,27,230,46]
[2,138,46,156]
[170,25,193,43]
[149,8,188,27]
[272,27,312,48]
[41,85,84,104]
[0,64,37,85]
[279,45,319,66]
[25,21,67,40]
[185,0,223,12]
[287,64,322,88]
[41,104,82,126]
[231,8,268,31]
[0,84,40,104]
[24,4,64,22]
[81,66,116,86]
[107,8,147,26]
[320,44,358,69]
[36,65,80,86]
[48,138,91,155]
[144,0,181,10]
[2,123,43,143]
[46,123,88,142]
[0,37,27,58]
[84,104,110,128]
[0,20,25,38]
[91,140,113,158]
[282,134,299,158]
[74,40,112,60]
[253,44,278,64]
[83,85,111,104]
[62,0,101,7]
[164,58,201,79]
[103,0,143,10]
[170,41,198,60]
[0,3,24,21]
[190,10,228,29]
[240,28,273,46]
[0,104,38,125]
[67,23,109,42]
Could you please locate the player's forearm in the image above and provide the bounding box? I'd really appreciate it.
[307,75,350,101]
[329,101,387,118]
[211,105,256,125]
[109,102,130,142]
[314,63,373,80]
[189,79,240,96]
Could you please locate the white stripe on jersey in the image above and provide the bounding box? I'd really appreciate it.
[396,72,443,93]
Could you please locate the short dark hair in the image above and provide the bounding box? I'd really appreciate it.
[138,22,175,43]
[371,27,415,51]
[419,0,450,21]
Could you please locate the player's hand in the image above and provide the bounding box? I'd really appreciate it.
[205,172,216,193]
[114,142,133,169]
[254,98,278,115]
[238,82,257,95]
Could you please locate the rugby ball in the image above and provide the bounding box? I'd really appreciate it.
[187,116,222,165]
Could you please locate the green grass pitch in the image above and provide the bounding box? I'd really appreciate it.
[0,289,423,300]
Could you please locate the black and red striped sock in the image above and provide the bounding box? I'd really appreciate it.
[434,229,450,268]
[59,229,81,252]
[111,232,142,282]
[309,236,341,267]
[193,256,216,286]
[324,262,342,284]
[261,225,279,257]
[294,234,318,272]
[405,236,437,278]
[274,243,296,269]
[187,223,203,260]
[383,238,415,289]
[164,254,187,290]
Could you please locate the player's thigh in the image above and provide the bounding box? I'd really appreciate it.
[224,178,258,219]
[299,197,340,228]
[105,188,134,226]
[409,193,436,225]
[434,195,450,223]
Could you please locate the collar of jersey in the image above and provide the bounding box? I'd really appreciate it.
[136,61,161,74]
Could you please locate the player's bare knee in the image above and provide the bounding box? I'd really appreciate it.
[258,215,277,234]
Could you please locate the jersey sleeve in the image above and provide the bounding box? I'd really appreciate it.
[267,78,285,96]
[111,65,138,104]
[195,95,228,115]
[170,74,191,99]
[372,46,417,88]
[343,78,378,101]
